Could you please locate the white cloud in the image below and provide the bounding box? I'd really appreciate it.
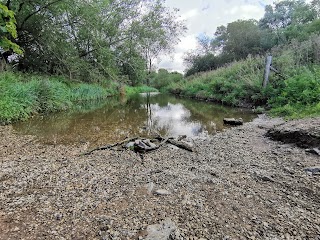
[180,9,199,20]
[225,5,265,19]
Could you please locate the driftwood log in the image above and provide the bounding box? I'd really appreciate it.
[82,137,139,155]
[82,135,194,156]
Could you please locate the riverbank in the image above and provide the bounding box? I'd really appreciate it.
[0,71,158,124]
[1,116,319,239]
[166,56,320,119]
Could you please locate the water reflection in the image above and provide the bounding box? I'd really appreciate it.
[147,103,204,137]
[13,93,256,147]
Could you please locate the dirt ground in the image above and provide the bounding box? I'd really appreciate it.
[0,116,319,240]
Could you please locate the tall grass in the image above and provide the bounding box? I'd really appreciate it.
[169,56,266,106]
[0,72,117,124]
[125,85,158,96]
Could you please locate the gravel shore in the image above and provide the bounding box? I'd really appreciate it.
[1,116,319,240]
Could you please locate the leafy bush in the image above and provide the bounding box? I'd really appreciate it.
[269,66,320,118]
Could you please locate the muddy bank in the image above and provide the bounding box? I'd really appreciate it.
[0,117,319,239]
[266,117,320,148]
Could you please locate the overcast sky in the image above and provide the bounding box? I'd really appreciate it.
[157,0,277,73]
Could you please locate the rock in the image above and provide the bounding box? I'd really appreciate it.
[306,148,320,156]
[223,118,243,126]
[304,167,320,175]
[135,140,151,151]
[144,218,179,240]
[257,174,275,182]
[54,213,63,221]
[260,175,275,182]
[145,182,155,194]
[125,142,135,148]
[283,167,294,175]
[154,189,171,196]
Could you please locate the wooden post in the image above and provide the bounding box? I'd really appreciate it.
[263,55,272,88]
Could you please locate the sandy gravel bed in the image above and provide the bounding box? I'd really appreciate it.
[0,116,319,240]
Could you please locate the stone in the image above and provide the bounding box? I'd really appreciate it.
[125,142,135,149]
[144,218,179,240]
[304,167,320,175]
[135,140,150,150]
[154,189,171,196]
[223,118,243,126]
[260,176,274,182]
[306,148,320,155]
[145,182,155,194]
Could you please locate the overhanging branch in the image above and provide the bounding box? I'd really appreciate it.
[18,0,64,30]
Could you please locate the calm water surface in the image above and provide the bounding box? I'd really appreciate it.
[13,93,256,147]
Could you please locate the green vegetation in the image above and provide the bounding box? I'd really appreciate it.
[125,85,158,96]
[0,72,117,124]
[164,0,320,119]
[168,35,320,118]
[1,0,185,85]
[269,67,320,118]
[169,57,265,106]
[0,0,186,124]
[0,0,319,122]
[0,4,23,55]
[149,69,184,91]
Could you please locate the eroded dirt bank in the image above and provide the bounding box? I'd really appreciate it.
[0,116,319,240]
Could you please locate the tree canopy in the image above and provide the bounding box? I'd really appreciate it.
[0,0,186,85]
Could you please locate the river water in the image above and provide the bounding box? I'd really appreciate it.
[13,93,256,147]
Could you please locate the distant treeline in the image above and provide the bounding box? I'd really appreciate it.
[184,0,320,76]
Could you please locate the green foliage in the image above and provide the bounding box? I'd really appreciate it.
[269,66,320,118]
[0,4,22,54]
[149,69,184,91]
[169,56,266,106]
[185,0,320,77]
[0,71,116,124]
[3,0,185,84]
[177,0,320,119]
[125,85,158,96]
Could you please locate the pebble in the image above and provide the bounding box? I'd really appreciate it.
[1,118,319,239]
[154,189,171,196]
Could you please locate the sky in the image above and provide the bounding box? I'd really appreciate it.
[157,0,277,73]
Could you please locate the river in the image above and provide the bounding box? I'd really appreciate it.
[13,93,256,148]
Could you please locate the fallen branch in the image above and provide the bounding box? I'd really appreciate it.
[81,134,194,156]
[81,137,139,156]
[167,139,194,152]
[155,134,194,152]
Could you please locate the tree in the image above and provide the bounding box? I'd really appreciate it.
[259,0,316,43]
[134,0,186,85]
[2,0,186,84]
[214,20,262,59]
